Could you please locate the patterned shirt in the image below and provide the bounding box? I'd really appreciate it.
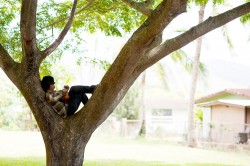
[45,90,67,118]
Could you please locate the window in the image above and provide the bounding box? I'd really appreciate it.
[152,109,172,116]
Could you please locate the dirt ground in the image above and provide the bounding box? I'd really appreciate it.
[0,131,250,165]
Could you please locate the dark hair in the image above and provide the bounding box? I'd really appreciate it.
[41,76,55,92]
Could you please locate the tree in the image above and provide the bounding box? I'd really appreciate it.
[113,82,140,120]
[187,3,206,148]
[1,0,250,165]
[187,0,235,147]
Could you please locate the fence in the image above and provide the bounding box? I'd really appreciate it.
[197,123,250,144]
[94,117,250,144]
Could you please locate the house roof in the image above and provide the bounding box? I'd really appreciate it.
[196,99,250,107]
[195,89,250,104]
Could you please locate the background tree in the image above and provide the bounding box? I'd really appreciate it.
[186,0,238,147]
[187,2,206,148]
[113,82,140,120]
[1,0,250,165]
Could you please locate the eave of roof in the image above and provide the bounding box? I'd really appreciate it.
[196,99,250,108]
[195,89,250,104]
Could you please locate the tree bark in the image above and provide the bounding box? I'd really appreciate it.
[139,72,146,136]
[44,128,88,166]
[187,4,206,147]
[136,2,250,72]
[19,80,93,166]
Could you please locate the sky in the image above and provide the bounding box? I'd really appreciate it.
[158,1,250,97]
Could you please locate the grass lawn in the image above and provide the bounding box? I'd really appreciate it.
[0,157,239,166]
[0,132,250,165]
[84,137,250,166]
[0,140,249,166]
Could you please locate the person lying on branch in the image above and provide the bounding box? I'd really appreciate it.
[41,76,97,118]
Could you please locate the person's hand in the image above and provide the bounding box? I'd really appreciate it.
[64,85,69,89]
[62,88,68,94]
[61,88,70,102]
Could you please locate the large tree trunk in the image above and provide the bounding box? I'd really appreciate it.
[15,78,84,166]
[45,137,86,166]
[20,81,94,166]
[43,127,88,166]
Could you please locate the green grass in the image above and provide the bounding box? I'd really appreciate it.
[0,157,45,166]
[0,158,239,166]
[0,134,249,166]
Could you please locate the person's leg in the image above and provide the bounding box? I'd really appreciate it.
[67,94,89,116]
[69,85,96,94]
[67,94,82,116]
[67,86,94,116]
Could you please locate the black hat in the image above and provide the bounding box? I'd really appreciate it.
[42,76,55,84]
[41,76,55,92]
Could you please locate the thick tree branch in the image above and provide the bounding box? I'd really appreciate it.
[20,0,38,58]
[132,0,187,48]
[75,0,94,14]
[72,0,188,130]
[0,44,19,81]
[40,0,78,62]
[121,0,163,53]
[144,0,153,7]
[122,0,153,16]
[144,0,188,53]
[136,2,250,73]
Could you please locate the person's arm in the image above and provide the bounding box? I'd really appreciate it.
[46,91,64,103]
[60,86,70,102]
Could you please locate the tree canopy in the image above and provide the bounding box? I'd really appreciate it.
[1,0,248,71]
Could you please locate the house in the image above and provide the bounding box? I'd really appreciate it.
[144,97,188,139]
[195,89,250,143]
[95,97,188,139]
